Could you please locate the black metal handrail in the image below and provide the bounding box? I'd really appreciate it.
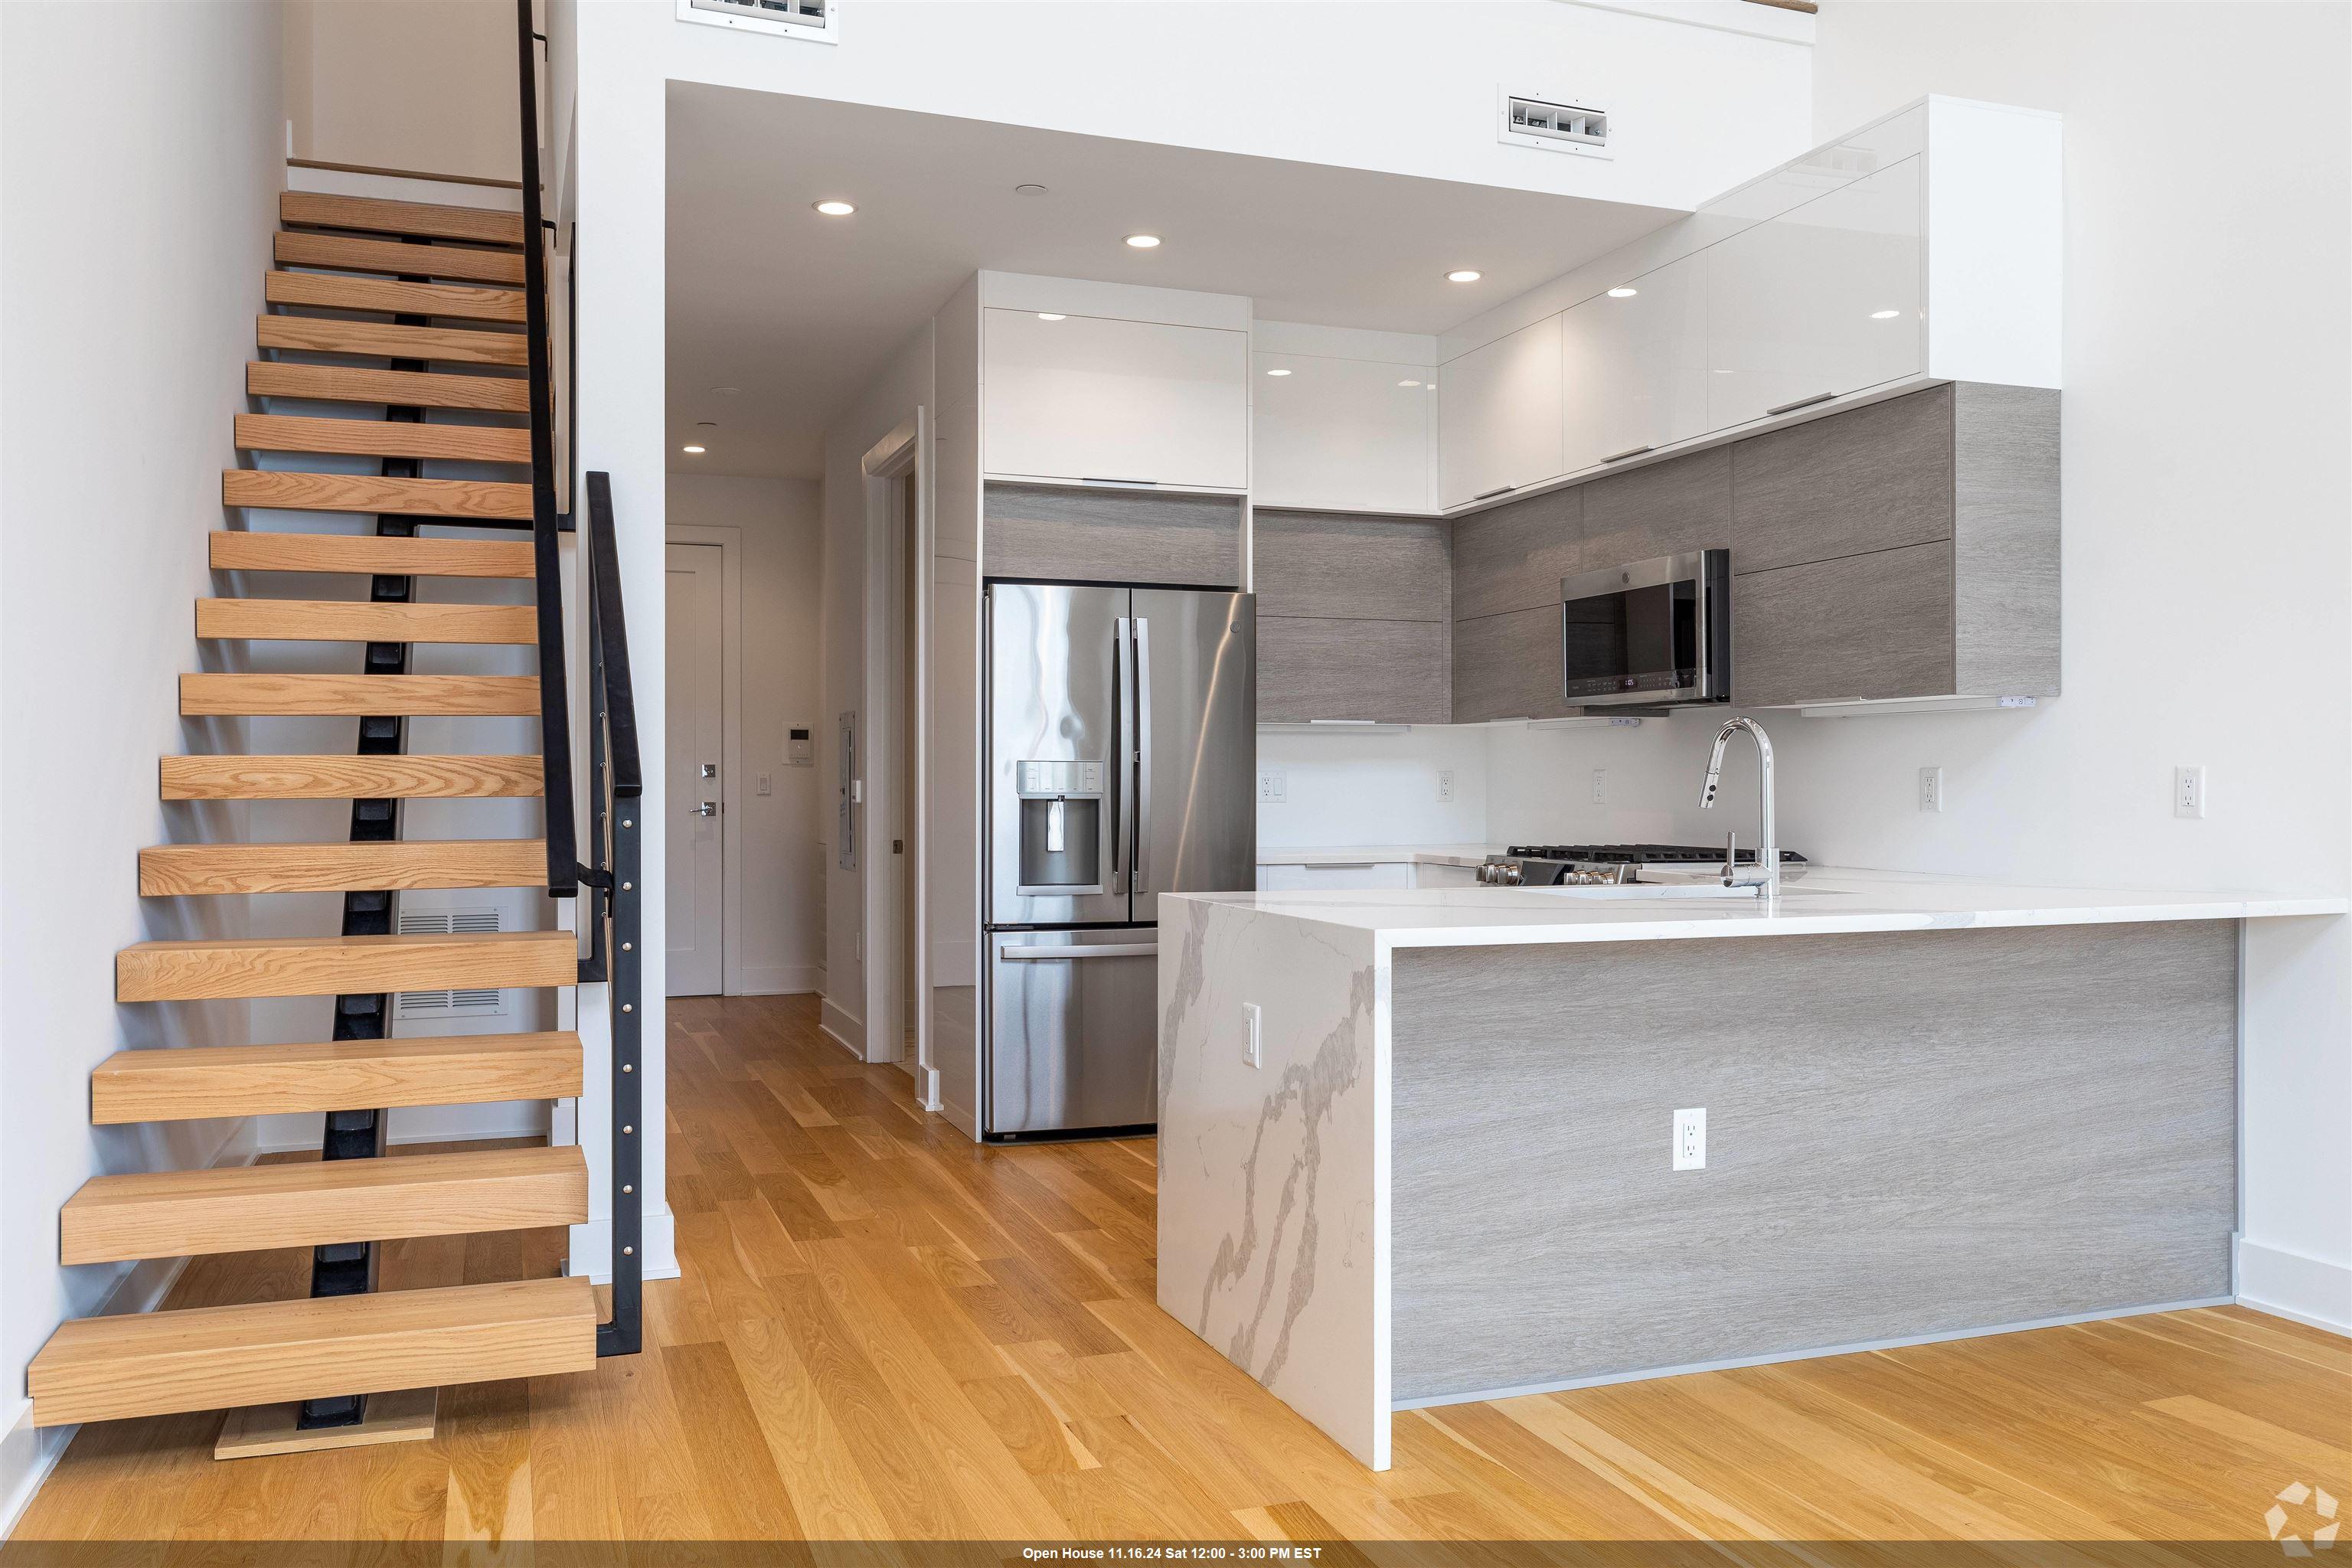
[514,0,577,900]
[513,6,641,1358]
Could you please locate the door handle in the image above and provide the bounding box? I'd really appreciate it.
[1471,484,1519,501]
[1766,391,1837,416]
[1000,942,1159,961]
[1112,617,1129,886]
[1132,617,1152,894]
[690,802,717,817]
[1600,444,1655,464]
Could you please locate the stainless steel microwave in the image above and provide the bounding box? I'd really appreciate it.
[1560,549,1732,707]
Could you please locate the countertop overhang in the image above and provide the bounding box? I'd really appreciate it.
[1169,867,2347,949]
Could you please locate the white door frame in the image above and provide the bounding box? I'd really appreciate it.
[859,410,935,1102]
[663,527,742,993]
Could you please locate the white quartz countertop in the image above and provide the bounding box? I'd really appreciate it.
[1253,844,1498,868]
[1172,867,2347,948]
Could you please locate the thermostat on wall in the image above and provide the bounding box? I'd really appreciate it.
[788,727,814,766]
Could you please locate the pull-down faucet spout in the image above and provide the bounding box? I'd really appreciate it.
[1699,717,1778,893]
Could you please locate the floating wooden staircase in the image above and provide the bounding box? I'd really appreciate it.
[27,182,611,1437]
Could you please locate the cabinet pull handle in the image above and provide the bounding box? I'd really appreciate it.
[1081,475,1158,487]
[1600,444,1655,464]
[1307,862,1380,871]
[1471,484,1519,501]
[1765,391,1837,416]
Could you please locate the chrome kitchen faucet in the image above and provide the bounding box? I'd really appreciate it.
[1700,716,1779,894]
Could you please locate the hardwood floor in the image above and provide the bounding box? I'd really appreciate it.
[10,993,2346,1558]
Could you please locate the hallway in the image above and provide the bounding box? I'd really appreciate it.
[11,994,2344,1554]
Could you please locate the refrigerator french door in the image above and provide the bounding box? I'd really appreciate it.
[983,583,1254,1138]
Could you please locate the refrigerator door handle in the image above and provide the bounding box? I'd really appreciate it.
[1133,616,1152,895]
[1112,616,1129,887]
[1000,942,1160,961]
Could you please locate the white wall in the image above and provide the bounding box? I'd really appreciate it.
[1256,729,1491,850]
[668,473,828,995]
[283,0,519,181]
[0,0,286,1530]
[814,325,937,1057]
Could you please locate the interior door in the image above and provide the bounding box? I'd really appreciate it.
[1130,588,1256,908]
[665,543,724,996]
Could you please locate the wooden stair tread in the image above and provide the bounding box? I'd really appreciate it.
[258,315,528,368]
[139,838,549,896]
[210,530,534,579]
[60,1145,586,1266]
[234,413,530,465]
[266,270,526,323]
[247,361,531,413]
[116,929,576,1002]
[196,597,536,645]
[160,753,544,800]
[280,191,527,248]
[275,230,526,285]
[221,469,532,521]
[180,673,539,717]
[28,1276,595,1427]
[92,1031,582,1123]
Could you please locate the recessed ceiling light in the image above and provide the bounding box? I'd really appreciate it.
[682,444,707,455]
[1870,309,1903,319]
[812,200,856,217]
[1397,379,1422,387]
[1608,286,1639,299]
[1266,368,1291,377]
[1446,269,1481,283]
[1125,234,1162,249]
[1037,313,1066,322]
[1015,183,1049,196]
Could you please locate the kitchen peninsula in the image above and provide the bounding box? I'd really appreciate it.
[1155,871,2345,1468]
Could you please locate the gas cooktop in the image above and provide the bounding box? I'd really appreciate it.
[1504,844,1809,866]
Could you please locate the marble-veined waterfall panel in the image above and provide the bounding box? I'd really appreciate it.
[1387,920,2237,1404]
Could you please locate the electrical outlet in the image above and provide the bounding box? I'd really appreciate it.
[1436,769,1455,803]
[1672,1107,1707,1171]
[1918,766,1943,813]
[2174,765,2207,818]
[1591,768,1608,805]
[756,773,773,797]
[1243,1002,1263,1068]
[1257,769,1287,804]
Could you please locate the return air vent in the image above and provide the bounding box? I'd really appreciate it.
[394,906,506,1021]
[1501,92,1611,156]
[678,0,838,44]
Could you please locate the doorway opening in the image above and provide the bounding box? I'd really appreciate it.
[860,414,932,1098]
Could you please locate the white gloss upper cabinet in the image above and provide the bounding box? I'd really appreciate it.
[1437,314,1563,508]
[982,308,1250,491]
[1253,351,1436,513]
[1558,251,1709,475]
[1706,155,1925,431]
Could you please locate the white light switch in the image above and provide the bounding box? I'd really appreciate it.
[1243,1002,1262,1068]
[1672,1107,1706,1171]
[756,773,773,797]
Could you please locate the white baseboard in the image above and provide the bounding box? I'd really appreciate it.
[731,963,819,996]
[2,1125,257,1539]
[819,994,864,1059]
[2236,1236,2352,1336]
[567,1207,681,1285]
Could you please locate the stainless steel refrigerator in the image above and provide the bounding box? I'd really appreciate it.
[982,582,1255,1139]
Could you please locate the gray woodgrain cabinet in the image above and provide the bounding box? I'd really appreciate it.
[1579,444,1733,571]
[1449,490,1581,622]
[1253,509,1450,723]
[1729,384,1955,575]
[1734,541,1956,706]
[1452,606,1573,723]
[982,483,1243,587]
[1260,619,1450,724]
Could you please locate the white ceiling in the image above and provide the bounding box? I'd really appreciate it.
[666,84,1685,479]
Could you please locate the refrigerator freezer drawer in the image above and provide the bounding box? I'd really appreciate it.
[987,933,1158,1136]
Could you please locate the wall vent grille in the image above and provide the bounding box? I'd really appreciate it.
[394,906,506,1020]
[678,0,838,44]
[1501,93,1611,156]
